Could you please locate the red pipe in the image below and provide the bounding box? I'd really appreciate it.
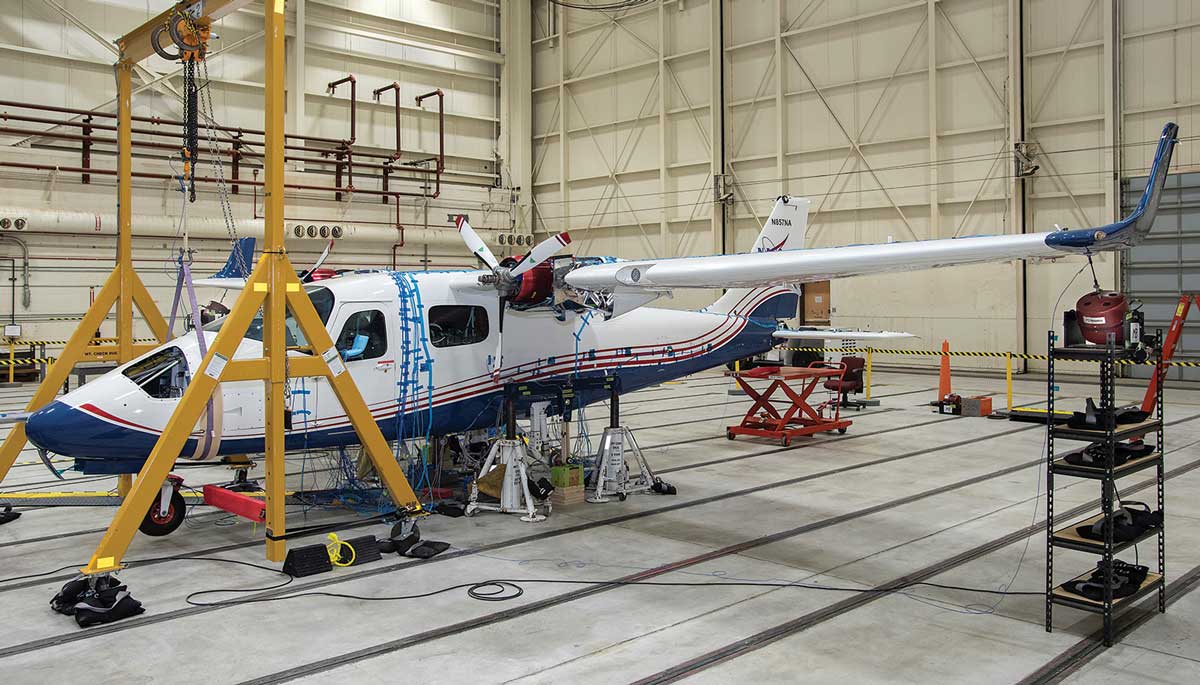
[2,109,406,162]
[372,82,403,205]
[0,160,428,200]
[327,75,356,199]
[0,125,424,180]
[414,89,444,199]
[0,99,346,145]
[372,82,403,160]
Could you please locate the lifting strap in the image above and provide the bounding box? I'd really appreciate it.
[168,252,216,458]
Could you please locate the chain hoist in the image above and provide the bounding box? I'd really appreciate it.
[152,8,210,202]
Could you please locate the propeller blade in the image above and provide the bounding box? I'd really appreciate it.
[455,215,500,270]
[510,232,571,277]
[490,296,505,379]
[299,239,335,282]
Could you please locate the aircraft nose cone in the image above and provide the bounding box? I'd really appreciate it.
[25,401,80,455]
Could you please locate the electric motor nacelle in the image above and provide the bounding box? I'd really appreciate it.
[1075,290,1129,345]
[1064,290,1146,354]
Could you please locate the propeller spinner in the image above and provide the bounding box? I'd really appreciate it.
[453,215,571,378]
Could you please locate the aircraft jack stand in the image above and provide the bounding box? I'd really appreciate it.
[588,426,660,502]
[587,382,675,503]
[464,390,549,522]
[465,438,548,522]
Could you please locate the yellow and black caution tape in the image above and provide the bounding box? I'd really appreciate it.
[8,337,158,346]
[0,357,56,367]
[778,346,1200,367]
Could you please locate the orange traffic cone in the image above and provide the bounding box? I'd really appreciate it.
[938,340,952,401]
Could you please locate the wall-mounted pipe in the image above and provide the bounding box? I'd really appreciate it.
[372,82,403,160]
[0,205,495,249]
[0,99,347,146]
[414,89,445,199]
[326,75,357,199]
[1,109,399,160]
[0,160,434,201]
[0,235,32,309]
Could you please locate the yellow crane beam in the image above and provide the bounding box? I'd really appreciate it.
[116,0,255,64]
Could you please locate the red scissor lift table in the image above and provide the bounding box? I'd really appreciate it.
[724,363,852,446]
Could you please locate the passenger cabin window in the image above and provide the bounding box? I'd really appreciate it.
[336,309,388,361]
[428,305,489,348]
[123,346,188,399]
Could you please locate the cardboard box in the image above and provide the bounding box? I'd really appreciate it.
[803,281,830,323]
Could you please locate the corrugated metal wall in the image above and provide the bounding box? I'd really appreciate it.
[1123,171,1200,381]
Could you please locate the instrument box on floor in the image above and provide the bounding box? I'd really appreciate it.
[960,396,993,417]
[550,464,584,489]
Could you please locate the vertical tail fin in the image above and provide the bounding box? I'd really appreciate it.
[750,196,810,252]
[212,237,256,278]
[704,196,807,317]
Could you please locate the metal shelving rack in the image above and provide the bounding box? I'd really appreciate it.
[1044,330,1166,646]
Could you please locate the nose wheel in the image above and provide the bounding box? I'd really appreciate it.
[138,486,186,537]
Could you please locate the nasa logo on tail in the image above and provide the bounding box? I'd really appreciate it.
[751,196,811,253]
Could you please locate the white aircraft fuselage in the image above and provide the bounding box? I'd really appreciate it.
[25,268,793,472]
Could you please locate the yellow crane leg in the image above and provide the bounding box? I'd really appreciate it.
[82,265,268,575]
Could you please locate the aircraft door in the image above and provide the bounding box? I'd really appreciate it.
[307,302,396,437]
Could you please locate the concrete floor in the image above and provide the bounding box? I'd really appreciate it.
[1,366,1198,684]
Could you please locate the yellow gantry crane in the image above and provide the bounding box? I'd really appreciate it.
[80,0,423,573]
[5,0,423,572]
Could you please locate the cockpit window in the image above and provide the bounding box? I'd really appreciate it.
[203,286,335,347]
[122,346,188,399]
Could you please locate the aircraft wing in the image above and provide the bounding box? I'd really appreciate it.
[772,329,915,341]
[564,123,1177,293]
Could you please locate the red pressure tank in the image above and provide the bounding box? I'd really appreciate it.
[1075,290,1128,345]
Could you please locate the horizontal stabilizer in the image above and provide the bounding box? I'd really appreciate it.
[772,329,915,341]
[193,277,247,290]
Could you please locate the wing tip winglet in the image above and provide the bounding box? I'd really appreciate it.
[1045,121,1177,253]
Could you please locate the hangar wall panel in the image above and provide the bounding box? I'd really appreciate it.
[0,0,514,352]
[533,0,1200,373]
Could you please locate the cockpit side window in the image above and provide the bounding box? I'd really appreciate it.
[122,346,188,399]
[204,286,335,348]
[335,309,388,361]
[428,305,489,347]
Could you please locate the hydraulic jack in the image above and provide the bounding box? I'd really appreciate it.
[465,389,550,522]
[588,379,675,503]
